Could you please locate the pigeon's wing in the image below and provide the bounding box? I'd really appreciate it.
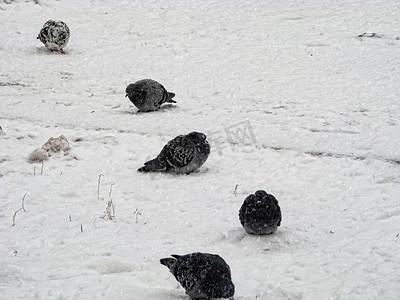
[54,22,70,47]
[38,21,69,51]
[164,137,195,169]
[239,194,255,223]
[174,254,206,293]
[38,21,53,43]
[174,253,232,299]
[274,204,282,226]
[266,194,282,226]
[151,82,176,106]
[213,255,232,278]
[166,145,194,168]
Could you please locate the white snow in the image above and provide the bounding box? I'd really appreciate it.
[1,0,399,299]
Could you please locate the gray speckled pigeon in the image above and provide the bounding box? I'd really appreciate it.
[37,20,70,54]
[160,252,235,300]
[125,79,175,112]
[239,190,282,235]
[138,132,210,174]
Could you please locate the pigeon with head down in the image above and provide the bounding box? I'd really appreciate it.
[125,79,176,112]
[37,20,70,54]
[160,252,235,300]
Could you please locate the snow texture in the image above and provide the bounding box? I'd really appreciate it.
[1,0,399,299]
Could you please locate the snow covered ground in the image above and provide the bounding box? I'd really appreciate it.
[1,0,399,299]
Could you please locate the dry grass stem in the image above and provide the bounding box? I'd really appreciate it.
[100,200,116,221]
[109,183,115,199]
[97,174,104,200]
[12,208,22,226]
[12,193,27,226]
[233,184,238,197]
[133,208,142,223]
[21,193,27,212]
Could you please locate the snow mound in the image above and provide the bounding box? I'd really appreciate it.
[28,148,49,163]
[42,135,70,156]
[28,135,71,163]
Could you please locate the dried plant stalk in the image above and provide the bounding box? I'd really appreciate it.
[97,174,104,200]
[11,193,27,226]
[133,208,142,223]
[100,200,115,221]
[109,183,115,199]
[233,184,238,197]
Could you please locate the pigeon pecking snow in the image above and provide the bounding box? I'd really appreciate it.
[239,190,282,235]
[37,20,70,54]
[160,252,235,300]
[138,132,210,174]
[125,79,176,112]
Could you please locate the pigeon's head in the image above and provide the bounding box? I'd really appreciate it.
[187,132,207,142]
[255,190,278,205]
[187,132,210,154]
[218,277,235,299]
[125,84,147,103]
[255,190,268,198]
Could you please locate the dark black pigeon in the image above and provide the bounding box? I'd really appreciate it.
[37,20,70,54]
[160,252,235,300]
[125,79,176,112]
[239,190,282,235]
[138,132,210,174]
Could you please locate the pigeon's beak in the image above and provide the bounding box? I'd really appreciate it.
[125,94,128,97]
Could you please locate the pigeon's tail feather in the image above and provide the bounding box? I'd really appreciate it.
[160,257,177,272]
[171,254,182,259]
[166,92,176,103]
[137,166,149,172]
[138,158,165,172]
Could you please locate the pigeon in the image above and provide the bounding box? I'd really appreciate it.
[37,20,70,54]
[125,79,176,112]
[138,132,210,174]
[160,252,235,300]
[239,190,282,235]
